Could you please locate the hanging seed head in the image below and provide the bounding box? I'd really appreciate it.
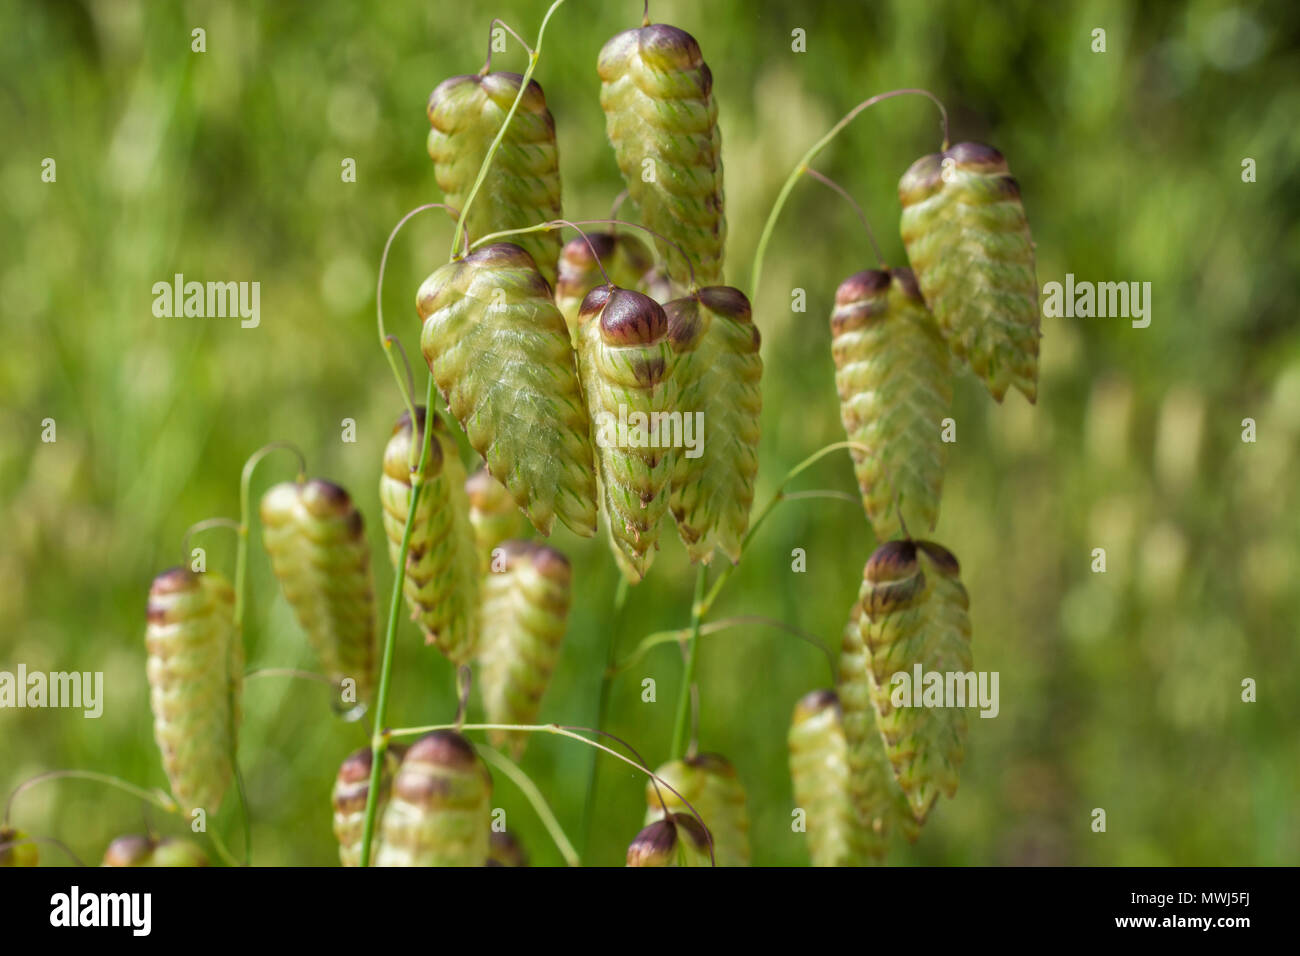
[332,744,404,867]
[103,835,209,867]
[427,71,563,286]
[145,567,241,815]
[555,231,657,341]
[831,267,951,540]
[478,539,572,757]
[380,406,481,662]
[376,731,492,867]
[260,479,377,718]
[644,753,749,866]
[788,689,869,866]
[899,142,1039,403]
[576,286,678,582]
[0,827,38,867]
[625,813,711,867]
[856,539,973,826]
[465,466,525,570]
[599,23,726,288]
[486,831,529,867]
[419,242,598,539]
[665,286,762,564]
[836,598,919,858]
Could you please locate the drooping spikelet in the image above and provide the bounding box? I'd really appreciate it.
[859,541,973,825]
[788,689,868,867]
[577,285,679,581]
[427,72,563,287]
[260,479,376,717]
[478,540,572,757]
[465,465,525,572]
[644,753,750,866]
[145,568,242,814]
[380,407,480,662]
[625,813,712,867]
[598,23,726,288]
[486,831,529,867]
[554,231,656,342]
[376,731,492,867]
[418,242,597,538]
[102,835,209,867]
[830,268,951,540]
[332,744,403,867]
[899,142,1039,403]
[837,594,918,860]
[0,827,38,867]
[665,286,762,563]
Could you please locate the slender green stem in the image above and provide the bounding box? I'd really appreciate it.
[232,440,305,865]
[749,88,949,301]
[579,574,630,854]
[669,566,707,760]
[449,0,570,259]
[5,770,176,825]
[180,517,240,564]
[358,376,438,867]
[698,442,870,618]
[803,166,886,268]
[477,746,580,867]
[612,614,835,684]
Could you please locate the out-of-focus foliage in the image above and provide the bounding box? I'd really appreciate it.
[1,0,1297,866]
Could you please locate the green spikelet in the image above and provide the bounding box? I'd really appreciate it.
[418,242,597,538]
[666,286,762,563]
[0,827,38,867]
[598,23,726,288]
[260,479,376,716]
[332,745,403,867]
[555,232,656,342]
[380,407,481,662]
[577,285,679,581]
[788,689,868,867]
[837,594,919,860]
[427,72,563,287]
[478,540,572,757]
[145,568,241,814]
[860,541,973,824]
[376,731,491,867]
[644,753,750,866]
[831,268,951,540]
[102,835,209,867]
[486,831,528,867]
[465,465,525,571]
[899,142,1039,403]
[626,813,712,867]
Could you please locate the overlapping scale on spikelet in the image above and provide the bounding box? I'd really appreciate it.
[145,568,241,814]
[598,23,726,288]
[427,71,563,286]
[418,242,597,538]
[380,407,480,663]
[332,744,403,867]
[899,142,1039,403]
[555,231,657,342]
[788,689,869,866]
[831,268,951,540]
[644,753,750,866]
[666,286,762,563]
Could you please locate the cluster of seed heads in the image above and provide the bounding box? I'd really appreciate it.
[5,3,1039,869]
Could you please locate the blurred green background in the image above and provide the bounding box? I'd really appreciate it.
[3,0,1298,866]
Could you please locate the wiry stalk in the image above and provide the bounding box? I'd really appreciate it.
[478,746,580,867]
[669,566,707,760]
[750,89,948,301]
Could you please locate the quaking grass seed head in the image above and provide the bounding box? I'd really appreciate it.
[332,744,404,867]
[102,835,209,867]
[0,827,38,867]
